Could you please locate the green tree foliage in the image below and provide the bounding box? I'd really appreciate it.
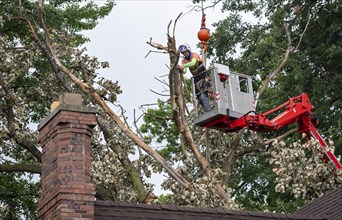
[140,100,181,160]
[208,0,341,212]
[139,0,341,212]
[0,173,39,220]
[229,153,305,212]
[1,0,340,216]
[0,0,118,218]
[209,1,342,210]
[208,0,341,148]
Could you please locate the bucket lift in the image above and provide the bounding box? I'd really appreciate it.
[191,7,341,178]
[193,63,255,132]
[192,64,342,175]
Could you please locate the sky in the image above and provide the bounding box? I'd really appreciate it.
[83,0,228,195]
[83,0,228,122]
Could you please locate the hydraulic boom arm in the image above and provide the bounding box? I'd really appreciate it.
[228,93,342,172]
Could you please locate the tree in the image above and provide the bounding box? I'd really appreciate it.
[0,0,340,217]
[0,0,144,217]
[207,0,341,149]
[141,0,341,212]
[1,0,198,216]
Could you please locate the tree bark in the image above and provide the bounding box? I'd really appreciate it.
[223,129,244,182]
[0,164,41,174]
[97,116,148,203]
[0,73,42,162]
[257,23,292,99]
[165,25,232,205]
[32,1,191,190]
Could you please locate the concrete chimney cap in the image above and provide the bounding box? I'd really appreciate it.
[59,93,83,106]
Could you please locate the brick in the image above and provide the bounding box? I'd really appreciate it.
[38,94,96,220]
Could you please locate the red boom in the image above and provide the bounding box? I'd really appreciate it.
[204,93,342,173]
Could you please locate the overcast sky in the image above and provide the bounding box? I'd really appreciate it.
[83,0,227,195]
[83,1,228,122]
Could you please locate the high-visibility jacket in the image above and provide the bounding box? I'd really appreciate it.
[182,52,206,77]
[182,52,209,93]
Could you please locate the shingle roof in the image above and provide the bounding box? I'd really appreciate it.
[295,185,342,220]
[94,200,326,220]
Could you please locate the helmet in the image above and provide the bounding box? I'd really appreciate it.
[178,43,191,53]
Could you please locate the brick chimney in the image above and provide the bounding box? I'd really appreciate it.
[37,93,97,219]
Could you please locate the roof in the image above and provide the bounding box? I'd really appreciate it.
[94,200,326,220]
[295,184,342,220]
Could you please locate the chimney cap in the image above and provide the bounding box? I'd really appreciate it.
[59,93,83,106]
[38,93,96,131]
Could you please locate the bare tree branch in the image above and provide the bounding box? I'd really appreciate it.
[139,103,160,108]
[257,22,292,99]
[144,50,168,58]
[33,1,191,190]
[97,115,147,203]
[164,17,232,205]
[237,128,297,156]
[0,74,42,162]
[295,17,311,50]
[173,13,182,37]
[8,15,70,91]
[183,1,222,14]
[146,38,169,52]
[150,89,169,97]
[223,129,245,182]
[155,76,169,87]
[0,164,41,174]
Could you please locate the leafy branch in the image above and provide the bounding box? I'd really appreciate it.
[32,0,191,190]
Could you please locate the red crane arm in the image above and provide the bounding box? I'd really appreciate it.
[228,93,342,172]
[229,93,313,131]
[309,123,342,170]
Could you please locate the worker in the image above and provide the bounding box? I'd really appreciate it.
[177,43,211,112]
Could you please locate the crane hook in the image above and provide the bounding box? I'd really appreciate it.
[197,3,210,52]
